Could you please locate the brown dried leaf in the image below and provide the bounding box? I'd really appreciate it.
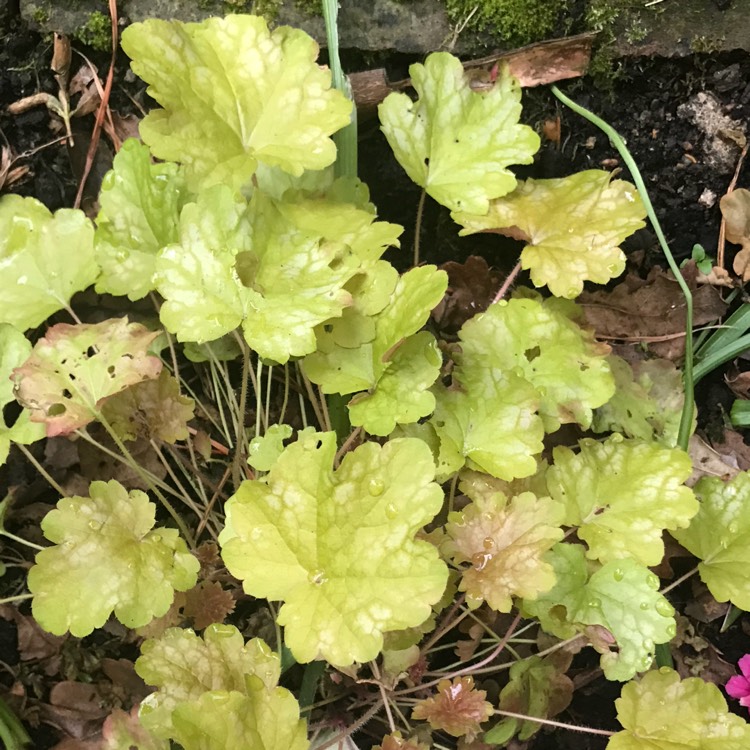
[432,256,501,334]
[579,265,727,360]
[182,581,235,630]
[412,676,492,739]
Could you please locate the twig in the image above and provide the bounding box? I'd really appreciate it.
[492,708,615,737]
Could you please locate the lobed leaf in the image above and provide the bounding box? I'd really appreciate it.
[0,194,96,330]
[121,15,352,191]
[592,356,685,445]
[12,318,163,437]
[303,266,447,435]
[457,295,615,432]
[379,53,539,213]
[445,489,564,611]
[672,471,750,610]
[454,171,646,298]
[100,369,195,444]
[28,480,199,637]
[219,431,448,666]
[0,324,45,466]
[412,676,492,739]
[430,372,544,482]
[608,668,750,749]
[547,435,697,566]
[522,544,676,681]
[94,139,187,300]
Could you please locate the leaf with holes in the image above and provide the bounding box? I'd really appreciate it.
[95,139,187,301]
[456,295,615,432]
[28,480,198,636]
[0,194,96,330]
[0,324,45,466]
[121,15,351,191]
[672,471,750,610]
[218,431,448,666]
[454,171,646,298]
[521,544,676,681]
[547,435,697,566]
[379,53,539,213]
[444,489,564,611]
[608,668,750,749]
[11,318,162,437]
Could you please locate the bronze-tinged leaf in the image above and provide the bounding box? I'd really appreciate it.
[183,581,235,630]
[373,732,430,750]
[411,676,492,739]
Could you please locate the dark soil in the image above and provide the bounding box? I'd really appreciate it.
[3,7,750,749]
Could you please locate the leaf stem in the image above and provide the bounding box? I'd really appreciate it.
[0,593,33,604]
[550,85,694,452]
[15,444,67,497]
[492,261,521,304]
[659,564,700,595]
[492,708,615,737]
[0,530,44,552]
[414,188,427,266]
[334,426,362,467]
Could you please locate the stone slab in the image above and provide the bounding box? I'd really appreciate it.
[18,0,750,56]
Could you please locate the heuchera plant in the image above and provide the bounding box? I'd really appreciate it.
[2,12,750,750]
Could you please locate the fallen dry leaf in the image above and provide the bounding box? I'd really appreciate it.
[578,264,727,360]
[720,188,750,280]
[183,580,236,630]
[687,433,741,486]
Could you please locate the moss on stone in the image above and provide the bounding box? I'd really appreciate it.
[76,11,111,51]
[443,0,570,45]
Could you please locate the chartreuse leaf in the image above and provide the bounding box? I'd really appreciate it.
[608,668,750,749]
[672,472,750,610]
[457,295,615,432]
[379,53,539,213]
[28,480,199,637]
[547,435,697,566]
[247,424,294,472]
[454,171,646,298]
[11,318,163,437]
[156,185,401,364]
[136,628,307,750]
[592,356,686,445]
[154,186,251,346]
[445,488,564,611]
[0,194,96,330]
[121,15,351,191]
[303,266,447,435]
[430,372,544,482]
[0,325,44,466]
[219,431,448,666]
[522,544,676,681]
[95,139,186,301]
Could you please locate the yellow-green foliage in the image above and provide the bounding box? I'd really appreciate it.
[444,0,569,45]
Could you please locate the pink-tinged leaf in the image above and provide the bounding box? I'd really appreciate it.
[412,676,492,739]
[12,318,162,437]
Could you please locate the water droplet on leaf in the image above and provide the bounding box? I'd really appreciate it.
[309,569,328,585]
[613,567,625,581]
[368,479,385,497]
[87,520,102,531]
[655,599,674,617]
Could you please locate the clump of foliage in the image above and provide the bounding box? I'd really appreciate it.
[1,11,750,750]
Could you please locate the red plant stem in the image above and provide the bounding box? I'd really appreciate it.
[493,261,522,303]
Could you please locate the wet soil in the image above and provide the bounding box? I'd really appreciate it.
[3,9,750,750]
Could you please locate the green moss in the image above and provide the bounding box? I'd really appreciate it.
[76,11,111,51]
[444,0,569,45]
[32,5,50,25]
